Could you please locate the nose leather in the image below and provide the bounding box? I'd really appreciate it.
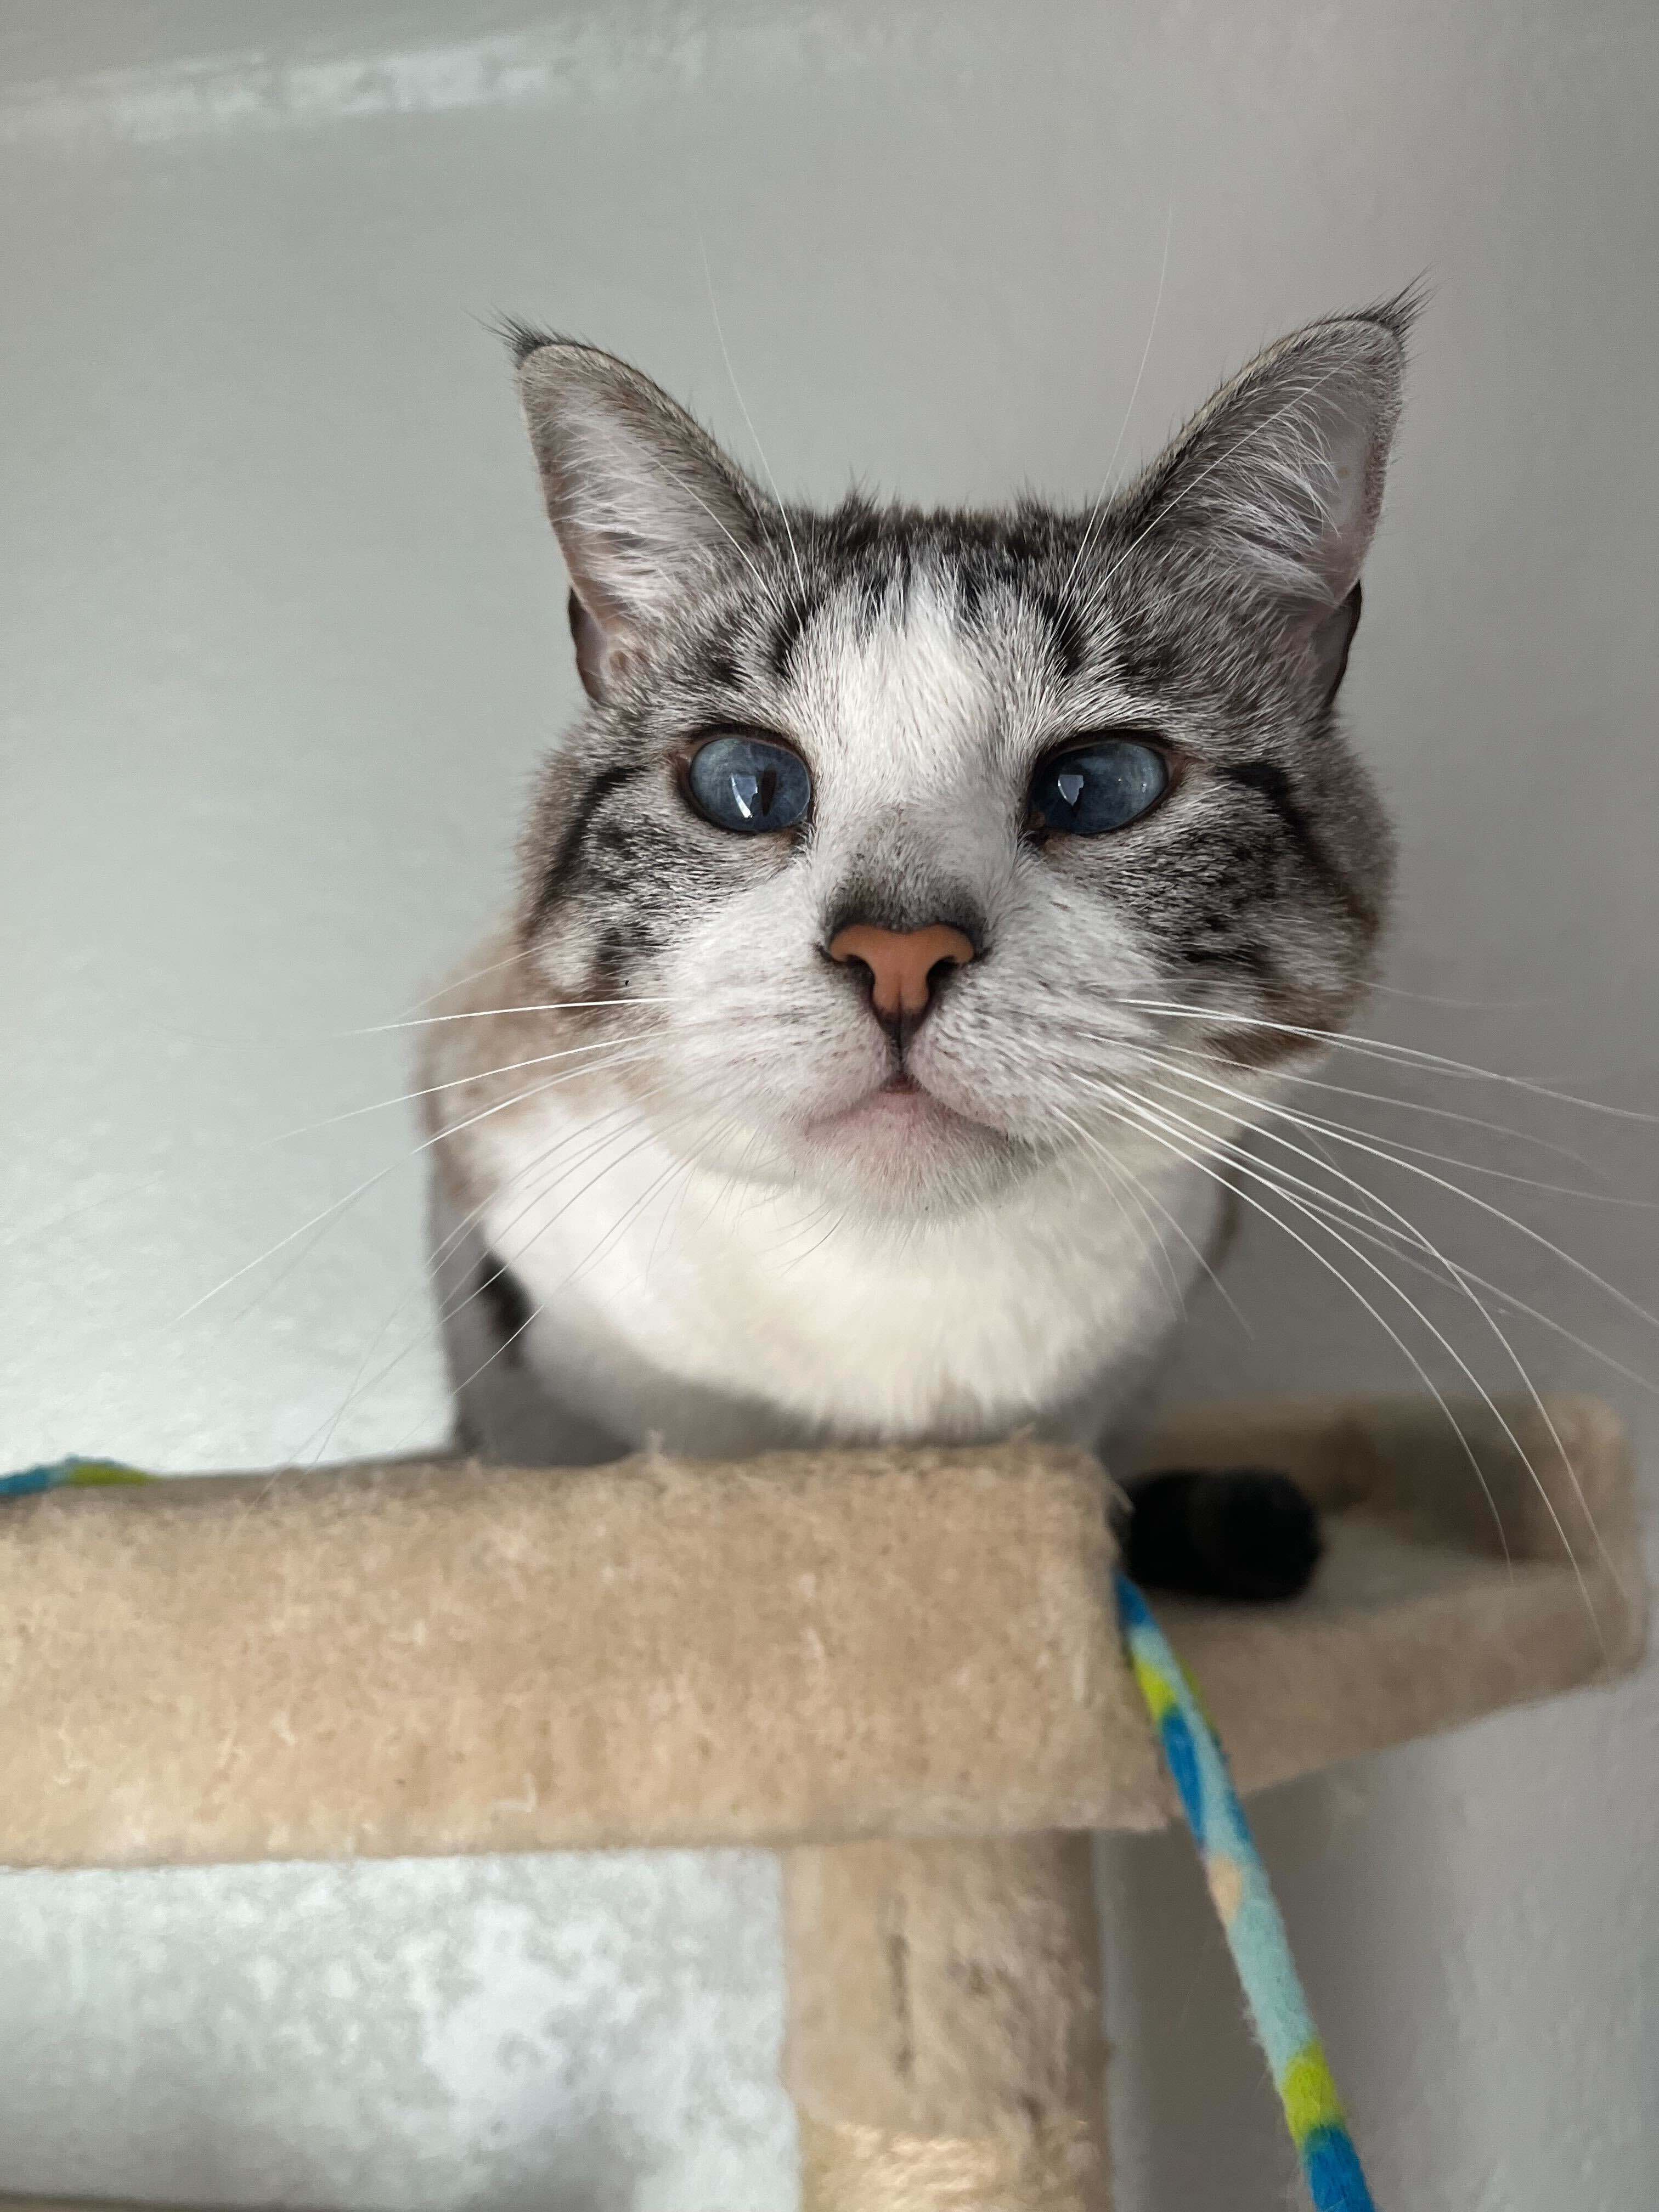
[827,922,976,1022]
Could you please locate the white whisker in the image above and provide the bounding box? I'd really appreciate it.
[303,1100,650,1461]
[1092,996,1659,1125]
[390,946,525,1018]
[352,996,676,1035]
[295,1103,684,1468]
[700,232,808,601]
[1129,1056,1637,1590]
[371,1125,699,1464]
[1130,1049,1659,1343]
[1122,1026,1625,1188]
[170,1044,658,1325]
[1059,202,1174,601]
[1084,1076,1547,1573]
[262,1029,663,1145]
[1085,1071,1610,1637]
[1047,1099,1217,1325]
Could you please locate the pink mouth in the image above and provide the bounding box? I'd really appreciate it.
[807,1074,985,1149]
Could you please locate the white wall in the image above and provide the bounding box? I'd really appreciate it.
[2,4,1655,2206]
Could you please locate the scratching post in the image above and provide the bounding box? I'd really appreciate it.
[0,1395,1644,2211]
[785,1834,1109,2209]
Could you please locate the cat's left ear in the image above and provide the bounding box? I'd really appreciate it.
[1123,296,1416,708]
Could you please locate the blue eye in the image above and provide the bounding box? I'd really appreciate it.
[686,732,812,834]
[1028,738,1169,837]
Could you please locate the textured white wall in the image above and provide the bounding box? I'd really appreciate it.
[2,4,1655,2207]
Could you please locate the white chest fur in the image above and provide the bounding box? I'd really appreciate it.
[443,1088,1223,1462]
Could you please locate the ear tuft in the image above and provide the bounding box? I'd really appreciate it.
[1123,294,1419,622]
[495,315,561,369]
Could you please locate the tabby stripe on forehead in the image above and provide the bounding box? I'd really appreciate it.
[764,591,819,685]
[529,761,645,932]
[1216,760,1378,934]
[1032,589,1088,681]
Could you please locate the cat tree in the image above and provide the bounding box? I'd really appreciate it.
[0,1393,1644,2210]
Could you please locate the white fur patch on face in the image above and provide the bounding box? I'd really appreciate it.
[646,575,1182,1216]
[801,579,998,811]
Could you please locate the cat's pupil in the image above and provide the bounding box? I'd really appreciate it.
[724,769,785,821]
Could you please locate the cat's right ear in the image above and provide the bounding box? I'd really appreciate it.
[509,329,761,702]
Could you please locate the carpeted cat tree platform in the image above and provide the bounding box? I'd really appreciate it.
[0,1395,1645,2211]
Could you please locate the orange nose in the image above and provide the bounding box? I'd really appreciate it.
[827,922,976,1023]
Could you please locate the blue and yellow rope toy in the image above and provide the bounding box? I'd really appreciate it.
[1,1456,151,1500]
[1117,1572,1375,2210]
[3,1459,1375,2209]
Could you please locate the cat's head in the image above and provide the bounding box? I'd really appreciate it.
[507,303,1409,1216]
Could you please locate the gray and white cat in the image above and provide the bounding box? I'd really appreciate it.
[423,302,1407,1492]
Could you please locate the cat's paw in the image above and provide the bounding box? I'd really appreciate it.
[1119,1467,1323,1602]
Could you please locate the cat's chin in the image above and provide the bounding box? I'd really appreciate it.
[796,1079,1020,1210]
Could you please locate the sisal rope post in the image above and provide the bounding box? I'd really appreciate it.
[782,1833,1110,2210]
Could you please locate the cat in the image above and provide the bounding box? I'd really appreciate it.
[420,297,1413,1597]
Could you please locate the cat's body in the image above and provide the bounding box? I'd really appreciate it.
[424,303,1410,1513]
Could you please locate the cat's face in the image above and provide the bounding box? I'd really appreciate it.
[510,308,1406,1217]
